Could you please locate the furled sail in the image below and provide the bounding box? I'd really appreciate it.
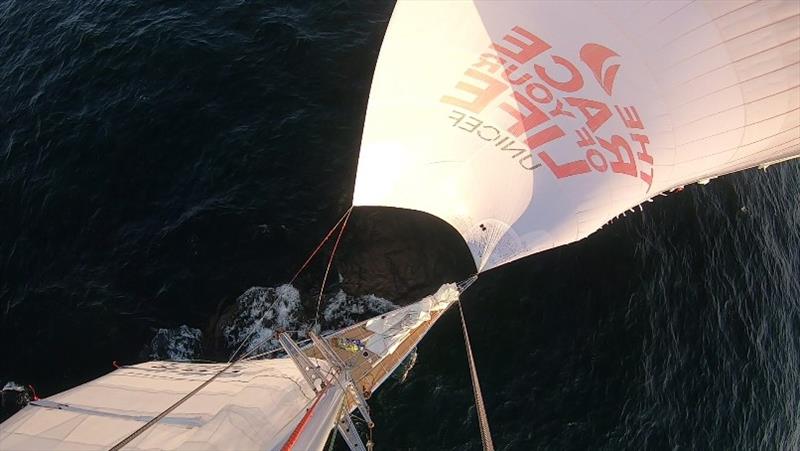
[0,359,322,450]
[0,285,463,450]
[352,0,800,272]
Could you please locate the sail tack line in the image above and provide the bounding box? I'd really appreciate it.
[290,207,354,285]
[280,385,329,451]
[314,207,353,327]
[228,207,354,363]
[457,299,495,451]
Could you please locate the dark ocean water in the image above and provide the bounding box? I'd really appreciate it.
[1,1,798,450]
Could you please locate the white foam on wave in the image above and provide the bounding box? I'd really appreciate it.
[1,381,32,410]
[322,291,397,331]
[225,284,397,357]
[224,284,305,357]
[2,381,25,392]
[150,325,203,361]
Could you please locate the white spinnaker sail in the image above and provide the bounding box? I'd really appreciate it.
[352,0,800,272]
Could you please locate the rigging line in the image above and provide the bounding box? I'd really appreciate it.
[270,393,322,445]
[457,299,495,451]
[239,338,311,360]
[227,299,280,363]
[108,209,357,449]
[230,207,354,363]
[325,417,338,451]
[313,207,353,327]
[281,385,330,451]
[239,330,310,361]
[240,342,287,361]
[328,393,349,451]
[290,207,354,285]
[109,361,237,451]
[457,275,478,293]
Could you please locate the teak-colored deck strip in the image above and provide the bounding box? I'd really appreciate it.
[302,306,451,412]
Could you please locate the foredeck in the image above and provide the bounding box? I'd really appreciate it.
[303,304,451,407]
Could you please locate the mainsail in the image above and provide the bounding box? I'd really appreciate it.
[353,0,800,272]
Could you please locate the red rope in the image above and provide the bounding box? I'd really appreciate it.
[281,387,327,451]
[314,208,352,325]
[28,384,40,401]
[289,207,353,285]
[227,208,354,364]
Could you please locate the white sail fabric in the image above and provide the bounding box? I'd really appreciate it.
[0,359,324,451]
[364,283,459,356]
[352,0,800,272]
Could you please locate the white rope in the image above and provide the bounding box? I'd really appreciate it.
[457,300,495,451]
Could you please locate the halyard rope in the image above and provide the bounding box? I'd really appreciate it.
[280,386,329,451]
[290,207,353,285]
[313,207,352,327]
[457,299,495,451]
[228,207,353,363]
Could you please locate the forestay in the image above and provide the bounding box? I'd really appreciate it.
[352,0,800,272]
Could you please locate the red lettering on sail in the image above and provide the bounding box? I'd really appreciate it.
[565,97,612,132]
[527,125,566,152]
[615,105,644,129]
[499,92,567,151]
[580,43,620,96]
[631,133,654,188]
[538,150,591,178]
[441,68,508,114]
[472,53,505,74]
[441,25,655,188]
[575,127,595,148]
[549,99,575,119]
[630,133,652,164]
[599,135,638,177]
[492,26,551,64]
[534,56,584,93]
[525,82,553,104]
[503,64,532,86]
[499,92,550,138]
[585,148,609,172]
